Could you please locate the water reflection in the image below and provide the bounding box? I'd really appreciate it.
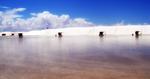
[0,36,150,79]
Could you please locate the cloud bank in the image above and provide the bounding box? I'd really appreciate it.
[0,8,94,31]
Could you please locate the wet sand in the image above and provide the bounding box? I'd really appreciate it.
[0,36,150,79]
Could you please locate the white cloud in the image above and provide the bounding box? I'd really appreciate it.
[0,8,94,31]
[0,8,27,31]
[0,5,9,9]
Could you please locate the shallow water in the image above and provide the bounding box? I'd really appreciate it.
[0,36,150,79]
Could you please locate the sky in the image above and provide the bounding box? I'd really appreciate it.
[0,0,150,31]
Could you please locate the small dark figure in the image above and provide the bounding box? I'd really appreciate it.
[18,33,23,38]
[99,32,104,37]
[2,34,6,36]
[135,31,140,37]
[11,33,14,36]
[58,32,63,37]
[55,34,57,37]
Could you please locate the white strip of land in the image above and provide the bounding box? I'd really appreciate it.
[0,25,150,36]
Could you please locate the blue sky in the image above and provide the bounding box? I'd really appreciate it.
[0,0,150,31]
[0,0,150,25]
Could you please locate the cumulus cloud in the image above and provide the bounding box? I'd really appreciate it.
[0,8,94,31]
[0,8,26,31]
